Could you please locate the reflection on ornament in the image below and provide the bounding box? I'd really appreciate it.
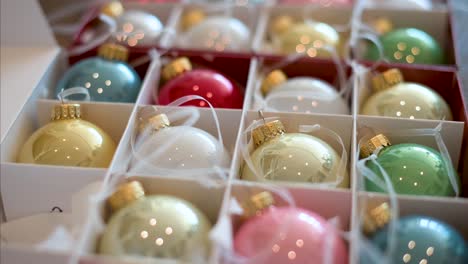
[235,192,348,264]
[362,204,467,264]
[157,57,244,109]
[179,10,250,51]
[100,181,212,259]
[270,16,340,58]
[102,1,163,46]
[241,119,348,187]
[17,104,116,168]
[261,70,349,114]
[360,134,458,197]
[360,69,452,120]
[56,43,141,103]
[130,113,230,173]
[365,28,443,64]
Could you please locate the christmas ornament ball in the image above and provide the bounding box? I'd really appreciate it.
[130,114,230,173]
[17,104,116,168]
[234,192,348,264]
[99,181,212,259]
[157,57,244,109]
[180,14,250,51]
[275,22,340,58]
[56,43,141,103]
[360,68,452,121]
[262,70,349,114]
[361,134,457,197]
[367,215,468,264]
[365,28,444,65]
[241,120,348,187]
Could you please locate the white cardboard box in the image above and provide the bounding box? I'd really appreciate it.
[1,1,467,264]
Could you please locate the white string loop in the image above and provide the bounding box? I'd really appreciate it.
[57,87,91,102]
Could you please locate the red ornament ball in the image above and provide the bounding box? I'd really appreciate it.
[157,57,244,109]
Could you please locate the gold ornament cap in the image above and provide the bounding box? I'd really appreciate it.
[242,191,275,218]
[162,57,192,81]
[181,9,206,32]
[107,181,146,212]
[371,69,404,92]
[101,1,124,17]
[261,70,288,96]
[252,120,286,148]
[270,15,294,36]
[139,113,171,133]
[363,202,391,234]
[360,134,392,158]
[98,43,129,62]
[52,104,81,121]
[371,17,394,35]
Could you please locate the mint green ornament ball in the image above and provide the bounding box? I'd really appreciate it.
[365,143,457,197]
[365,28,444,65]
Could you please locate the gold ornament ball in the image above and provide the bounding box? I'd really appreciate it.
[99,195,212,259]
[242,132,348,187]
[277,22,340,58]
[17,104,116,167]
[361,83,452,120]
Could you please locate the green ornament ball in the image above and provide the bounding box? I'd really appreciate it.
[365,143,458,197]
[365,28,444,65]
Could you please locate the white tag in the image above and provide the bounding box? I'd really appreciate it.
[0,213,71,246]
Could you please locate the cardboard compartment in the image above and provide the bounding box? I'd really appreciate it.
[79,175,227,264]
[31,46,154,104]
[253,5,353,56]
[356,65,465,122]
[232,110,354,189]
[68,2,178,62]
[359,8,456,66]
[231,181,353,229]
[357,192,468,240]
[162,2,258,55]
[110,105,243,178]
[224,181,352,262]
[247,56,353,115]
[143,51,254,109]
[0,98,134,220]
[356,116,466,197]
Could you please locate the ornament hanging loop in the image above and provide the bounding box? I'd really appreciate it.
[57,87,91,103]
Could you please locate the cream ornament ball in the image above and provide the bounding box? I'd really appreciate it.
[17,104,116,168]
[130,113,230,173]
[261,70,349,114]
[99,181,212,260]
[270,15,341,58]
[360,69,452,120]
[241,120,348,187]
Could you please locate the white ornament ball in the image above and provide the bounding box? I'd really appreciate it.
[114,10,163,46]
[179,16,250,51]
[130,126,230,174]
[265,77,349,115]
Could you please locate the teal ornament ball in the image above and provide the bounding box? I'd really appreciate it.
[365,28,444,65]
[362,216,468,264]
[364,142,457,197]
[56,44,141,103]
